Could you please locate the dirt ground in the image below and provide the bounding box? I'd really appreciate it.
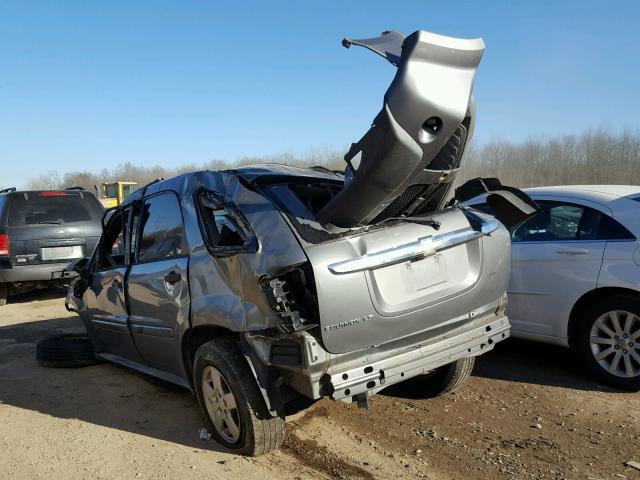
[1,290,639,480]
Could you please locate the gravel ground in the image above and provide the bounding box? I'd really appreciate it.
[1,289,639,480]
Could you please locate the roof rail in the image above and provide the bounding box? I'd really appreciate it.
[64,186,85,191]
[0,187,17,195]
[138,177,164,198]
[143,177,164,189]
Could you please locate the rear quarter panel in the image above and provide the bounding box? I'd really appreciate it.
[182,173,308,333]
[598,239,640,291]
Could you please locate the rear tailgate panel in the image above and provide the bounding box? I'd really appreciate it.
[303,209,510,354]
[8,226,100,266]
[5,192,103,268]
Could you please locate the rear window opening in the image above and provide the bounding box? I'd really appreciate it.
[258,179,369,244]
[258,179,441,244]
[7,192,103,227]
[287,182,343,217]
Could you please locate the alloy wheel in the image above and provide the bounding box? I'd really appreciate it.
[590,310,640,378]
[201,365,241,443]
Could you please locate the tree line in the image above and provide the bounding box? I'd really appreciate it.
[25,128,640,193]
[457,127,640,187]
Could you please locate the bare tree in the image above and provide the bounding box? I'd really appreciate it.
[459,128,640,188]
[27,170,63,190]
[63,171,100,192]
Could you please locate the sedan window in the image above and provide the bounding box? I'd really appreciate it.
[512,201,635,242]
[513,203,585,242]
[598,215,636,240]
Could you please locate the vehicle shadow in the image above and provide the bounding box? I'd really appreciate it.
[0,316,234,454]
[1,315,624,452]
[472,338,622,392]
[383,337,622,399]
[6,287,67,305]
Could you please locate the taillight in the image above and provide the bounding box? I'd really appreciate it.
[0,233,9,257]
[261,264,319,333]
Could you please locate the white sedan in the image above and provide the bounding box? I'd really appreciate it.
[469,185,640,390]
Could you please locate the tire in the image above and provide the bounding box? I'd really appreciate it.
[193,337,285,456]
[577,295,640,391]
[404,357,475,398]
[36,333,101,368]
[0,282,7,306]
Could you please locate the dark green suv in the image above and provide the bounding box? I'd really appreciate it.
[0,187,103,305]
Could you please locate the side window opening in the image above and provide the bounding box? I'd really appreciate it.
[209,210,246,247]
[137,193,185,262]
[129,205,141,262]
[197,191,255,253]
[99,211,126,269]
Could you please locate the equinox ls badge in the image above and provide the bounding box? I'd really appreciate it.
[324,314,373,332]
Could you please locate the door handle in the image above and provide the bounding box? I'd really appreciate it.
[164,271,182,284]
[111,279,122,290]
[556,248,589,255]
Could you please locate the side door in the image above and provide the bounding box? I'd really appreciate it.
[126,192,190,377]
[83,208,145,362]
[508,199,608,339]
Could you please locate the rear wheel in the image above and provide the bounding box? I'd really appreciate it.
[0,282,7,306]
[400,357,475,398]
[193,337,285,456]
[577,295,640,391]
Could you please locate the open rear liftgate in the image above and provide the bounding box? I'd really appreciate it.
[318,30,484,227]
[317,30,537,229]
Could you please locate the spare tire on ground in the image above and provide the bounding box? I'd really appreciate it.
[36,333,101,368]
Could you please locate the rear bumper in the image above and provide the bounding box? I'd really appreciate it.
[245,297,510,401]
[327,314,509,400]
[0,263,70,282]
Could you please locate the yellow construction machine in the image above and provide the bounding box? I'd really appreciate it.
[97,181,138,208]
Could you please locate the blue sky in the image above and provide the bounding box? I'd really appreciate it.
[1,1,639,188]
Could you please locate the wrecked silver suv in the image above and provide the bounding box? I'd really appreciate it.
[63,29,535,455]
